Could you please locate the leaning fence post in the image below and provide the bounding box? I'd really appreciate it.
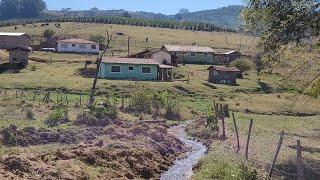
[232,113,240,152]
[297,140,305,180]
[220,104,226,140]
[245,119,254,159]
[268,130,285,177]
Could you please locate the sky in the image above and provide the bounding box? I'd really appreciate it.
[45,0,244,15]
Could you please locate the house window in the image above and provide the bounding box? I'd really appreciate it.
[111,66,121,73]
[72,44,76,47]
[204,53,208,57]
[91,45,97,49]
[190,52,196,57]
[213,70,218,75]
[61,44,68,48]
[79,44,86,49]
[12,58,17,61]
[141,67,151,74]
[128,66,134,71]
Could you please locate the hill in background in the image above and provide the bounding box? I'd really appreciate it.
[45,5,244,30]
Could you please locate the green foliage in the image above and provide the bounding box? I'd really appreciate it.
[129,89,154,114]
[45,104,69,127]
[194,158,257,180]
[88,103,117,119]
[230,59,253,73]
[43,29,55,38]
[242,0,319,53]
[165,99,181,120]
[305,77,320,97]
[206,110,218,131]
[89,34,106,44]
[0,0,46,19]
[30,65,36,71]
[26,109,34,120]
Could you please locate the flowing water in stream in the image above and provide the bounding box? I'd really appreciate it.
[161,123,207,180]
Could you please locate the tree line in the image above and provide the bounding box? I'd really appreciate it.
[0,16,236,33]
[0,0,47,19]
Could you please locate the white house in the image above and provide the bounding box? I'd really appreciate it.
[56,38,100,54]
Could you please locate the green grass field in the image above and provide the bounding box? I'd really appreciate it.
[0,23,319,179]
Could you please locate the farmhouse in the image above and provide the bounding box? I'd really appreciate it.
[99,57,174,81]
[0,32,31,50]
[162,45,216,65]
[127,49,172,65]
[208,66,240,85]
[56,38,99,54]
[8,47,30,67]
[213,49,241,64]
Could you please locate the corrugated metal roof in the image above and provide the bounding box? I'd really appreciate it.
[159,64,175,69]
[0,32,27,36]
[102,57,159,65]
[163,45,214,53]
[209,66,240,72]
[57,38,98,44]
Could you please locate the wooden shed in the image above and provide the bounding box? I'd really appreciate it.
[8,47,30,67]
[208,66,240,85]
[0,32,31,50]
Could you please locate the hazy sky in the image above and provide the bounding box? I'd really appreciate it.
[45,0,243,14]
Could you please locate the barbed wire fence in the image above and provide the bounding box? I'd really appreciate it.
[212,101,320,179]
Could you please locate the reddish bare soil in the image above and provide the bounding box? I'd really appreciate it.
[0,120,186,179]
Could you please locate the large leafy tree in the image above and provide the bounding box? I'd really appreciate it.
[0,0,46,19]
[0,0,19,18]
[242,0,320,53]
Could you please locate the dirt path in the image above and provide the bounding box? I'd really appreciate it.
[161,123,207,180]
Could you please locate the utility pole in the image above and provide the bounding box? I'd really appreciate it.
[127,37,130,55]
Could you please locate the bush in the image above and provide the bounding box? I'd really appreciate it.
[30,65,36,71]
[88,103,117,119]
[128,89,153,114]
[206,111,218,131]
[26,109,34,120]
[89,34,106,44]
[230,59,253,78]
[165,100,181,120]
[45,105,69,127]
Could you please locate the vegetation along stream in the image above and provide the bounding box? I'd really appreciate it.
[161,122,207,180]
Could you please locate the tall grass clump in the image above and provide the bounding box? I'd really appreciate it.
[26,109,34,120]
[45,104,69,127]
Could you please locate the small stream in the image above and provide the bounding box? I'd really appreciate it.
[161,123,207,180]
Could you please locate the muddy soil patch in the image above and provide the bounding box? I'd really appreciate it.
[0,122,187,179]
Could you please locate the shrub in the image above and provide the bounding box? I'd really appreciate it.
[206,111,218,131]
[88,103,117,119]
[128,89,153,114]
[26,109,34,120]
[230,59,253,73]
[165,99,181,120]
[30,65,36,71]
[89,34,106,44]
[45,105,69,127]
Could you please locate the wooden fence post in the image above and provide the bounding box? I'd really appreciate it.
[232,113,240,152]
[268,130,285,177]
[297,140,305,180]
[245,119,254,159]
[220,104,226,140]
[79,95,82,106]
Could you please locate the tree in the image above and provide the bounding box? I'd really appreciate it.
[43,29,55,44]
[20,0,47,17]
[178,8,190,14]
[0,0,19,19]
[242,0,320,54]
[230,59,252,73]
[90,34,106,44]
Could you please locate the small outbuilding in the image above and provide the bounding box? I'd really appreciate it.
[0,32,31,50]
[56,38,100,54]
[8,47,30,68]
[208,66,240,86]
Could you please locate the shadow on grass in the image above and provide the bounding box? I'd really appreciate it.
[0,62,19,74]
[76,68,97,78]
[275,159,320,180]
[202,83,217,89]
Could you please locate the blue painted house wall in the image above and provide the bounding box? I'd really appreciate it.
[99,63,158,81]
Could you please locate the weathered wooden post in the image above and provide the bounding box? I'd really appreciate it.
[296,140,305,180]
[245,119,254,159]
[232,113,240,152]
[79,95,82,106]
[268,130,285,177]
[220,104,226,140]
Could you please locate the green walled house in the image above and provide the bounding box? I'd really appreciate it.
[162,45,218,65]
[99,57,174,81]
